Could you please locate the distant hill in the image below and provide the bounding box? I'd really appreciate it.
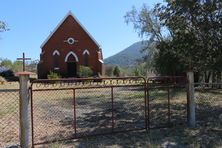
[104,41,148,67]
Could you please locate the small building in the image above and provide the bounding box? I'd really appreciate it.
[38,11,104,79]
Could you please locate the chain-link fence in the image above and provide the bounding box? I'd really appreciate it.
[30,77,147,146]
[195,83,222,128]
[147,84,187,129]
[0,88,20,147]
[4,77,222,147]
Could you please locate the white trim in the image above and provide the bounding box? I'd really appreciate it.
[65,51,79,62]
[99,59,104,63]
[40,11,100,48]
[82,49,90,55]
[52,50,60,56]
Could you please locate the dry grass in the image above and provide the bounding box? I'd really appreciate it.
[0,82,221,148]
[0,83,19,147]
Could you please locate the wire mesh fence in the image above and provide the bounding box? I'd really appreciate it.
[31,89,74,145]
[195,83,222,128]
[113,86,145,132]
[0,89,20,147]
[30,77,147,146]
[147,85,187,129]
[75,87,112,137]
[4,77,222,147]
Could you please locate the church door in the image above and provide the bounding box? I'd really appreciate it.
[67,62,77,77]
[66,52,78,77]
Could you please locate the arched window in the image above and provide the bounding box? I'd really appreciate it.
[52,50,60,69]
[82,49,90,66]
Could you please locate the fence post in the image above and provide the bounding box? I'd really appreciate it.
[18,72,32,148]
[187,71,196,127]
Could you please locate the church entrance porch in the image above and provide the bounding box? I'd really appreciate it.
[67,62,77,77]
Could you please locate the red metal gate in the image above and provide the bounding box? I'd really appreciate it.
[30,77,147,146]
[30,76,187,147]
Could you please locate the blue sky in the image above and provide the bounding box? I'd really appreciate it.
[0,0,163,61]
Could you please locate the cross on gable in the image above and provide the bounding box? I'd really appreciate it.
[17,52,31,71]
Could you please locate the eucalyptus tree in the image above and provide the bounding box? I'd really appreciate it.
[126,0,222,80]
[0,21,9,32]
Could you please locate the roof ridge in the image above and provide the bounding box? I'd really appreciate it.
[40,11,100,48]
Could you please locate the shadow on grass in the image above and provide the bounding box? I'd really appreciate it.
[35,87,221,148]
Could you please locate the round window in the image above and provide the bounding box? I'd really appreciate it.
[67,38,75,44]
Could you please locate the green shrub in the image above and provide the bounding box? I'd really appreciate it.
[78,66,93,77]
[113,66,121,77]
[47,71,61,79]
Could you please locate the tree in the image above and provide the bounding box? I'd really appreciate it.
[0,21,9,32]
[113,66,121,77]
[125,4,164,75]
[126,1,222,80]
[12,61,23,73]
[0,59,13,69]
[156,0,222,82]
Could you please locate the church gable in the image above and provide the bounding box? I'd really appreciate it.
[41,11,100,50]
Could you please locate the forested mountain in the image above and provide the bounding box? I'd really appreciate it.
[104,41,147,67]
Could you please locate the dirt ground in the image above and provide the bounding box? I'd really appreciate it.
[0,82,221,148]
[37,126,222,148]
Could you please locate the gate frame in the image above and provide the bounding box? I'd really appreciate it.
[30,77,147,147]
[29,76,188,147]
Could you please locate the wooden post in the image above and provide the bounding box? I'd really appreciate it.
[18,72,32,148]
[187,71,196,127]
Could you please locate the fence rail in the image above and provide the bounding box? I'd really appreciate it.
[1,77,222,147]
[30,77,188,146]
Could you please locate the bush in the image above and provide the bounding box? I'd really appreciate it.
[113,66,121,77]
[78,66,93,77]
[47,71,61,79]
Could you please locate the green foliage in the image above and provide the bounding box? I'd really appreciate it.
[134,68,140,76]
[0,59,13,69]
[124,5,162,73]
[133,63,147,76]
[47,71,61,79]
[0,58,38,73]
[12,61,23,73]
[78,66,93,77]
[153,40,185,75]
[126,0,222,76]
[113,66,121,77]
[0,21,9,32]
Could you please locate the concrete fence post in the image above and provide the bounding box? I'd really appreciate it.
[187,71,196,127]
[18,72,32,148]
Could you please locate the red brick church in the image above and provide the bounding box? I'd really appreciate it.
[37,11,104,79]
